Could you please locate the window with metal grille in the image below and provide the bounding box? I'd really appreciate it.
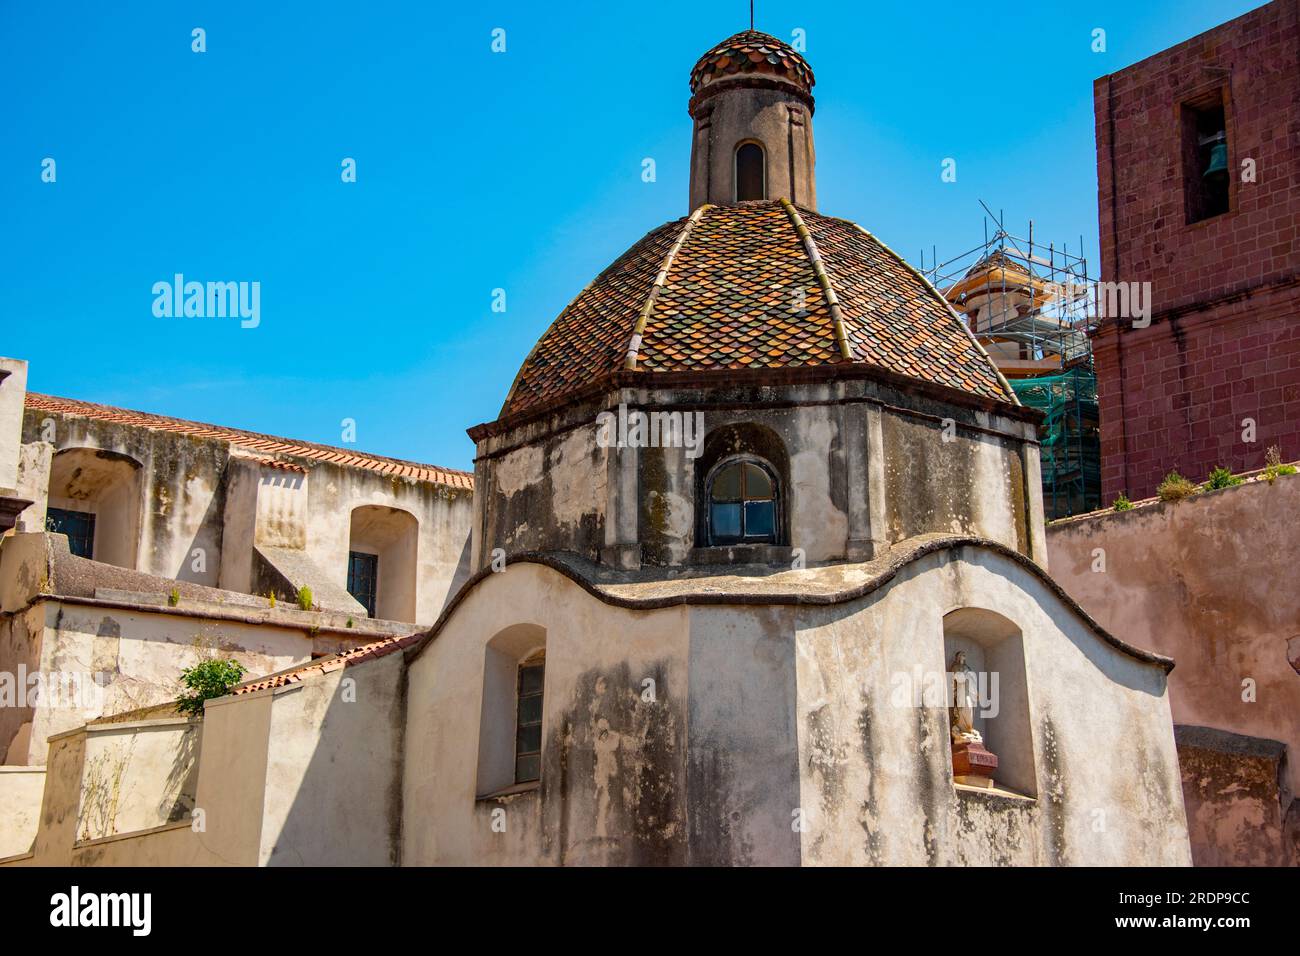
[514,658,544,784]
[706,457,778,545]
[47,507,95,558]
[347,550,378,617]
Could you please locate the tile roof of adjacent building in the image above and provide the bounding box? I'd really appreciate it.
[501,201,1016,418]
[24,392,474,489]
[230,631,423,695]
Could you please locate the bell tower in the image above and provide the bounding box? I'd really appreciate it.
[687,31,817,211]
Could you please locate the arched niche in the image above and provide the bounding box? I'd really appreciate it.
[45,448,143,569]
[942,606,1036,797]
[347,505,419,622]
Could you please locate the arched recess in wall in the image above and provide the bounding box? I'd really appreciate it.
[942,606,1036,798]
[694,422,790,547]
[734,141,766,201]
[476,623,547,797]
[347,505,419,622]
[45,448,143,569]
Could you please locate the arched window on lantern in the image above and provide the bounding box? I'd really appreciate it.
[734,142,766,201]
[705,456,779,545]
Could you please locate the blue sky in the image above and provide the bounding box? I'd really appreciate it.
[0,0,1259,470]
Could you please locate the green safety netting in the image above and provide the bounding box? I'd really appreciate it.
[1011,366,1101,518]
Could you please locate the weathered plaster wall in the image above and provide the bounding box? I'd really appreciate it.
[12,599,307,766]
[20,408,474,623]
[22,408,231,585]
[1175,725,1293,866]
[0,604,44,766]
[475,379,1041,572]
[0,766,44,858]
[75,718,199,842]
[257,654,405,866]
[793,547,1188,866]
[404,546,1186,866]
[6,646,407,867]
[476,417,611,567]
[688,85,817,210]
[303,462,472,623]
[403,562,690,866]
[1046,474,1300,865]
[0,358,28,492]
[878,410,1028,556]
[686,604,802,864]
[10,441,52,532]
[10,722,207,867]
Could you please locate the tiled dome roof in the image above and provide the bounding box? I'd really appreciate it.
[500,201,1015,420]
[689,30,814,98]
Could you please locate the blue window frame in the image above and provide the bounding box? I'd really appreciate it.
[706,457,778,546]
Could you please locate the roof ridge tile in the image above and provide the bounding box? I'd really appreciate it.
[623,204,711,371]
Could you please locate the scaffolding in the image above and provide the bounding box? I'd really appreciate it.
[922,205,1102,518]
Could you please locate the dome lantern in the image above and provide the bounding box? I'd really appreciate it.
[687,31,817,211]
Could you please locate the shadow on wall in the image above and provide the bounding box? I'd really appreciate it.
[255,654,407,866]
[162,724,199,823]
[175,478,226,587]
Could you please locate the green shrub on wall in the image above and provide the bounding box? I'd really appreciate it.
[1156,471,1197,502]
[1202,466,1243,491]
[176,659,247,717]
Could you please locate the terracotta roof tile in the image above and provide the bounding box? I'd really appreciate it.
[231,631,422,695]
[501,201,1013,417]
[690,30,814,97]
[24,393,473,490]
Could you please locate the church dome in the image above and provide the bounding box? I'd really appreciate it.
[689,30,814,102]
[501,200,1014,419]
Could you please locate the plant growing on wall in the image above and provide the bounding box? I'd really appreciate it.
[297,585,314,611]
[1202,466,1243,491]
[1263,445,1297,484]
[175,658,247,717]
[168,586,180,607]
[1112,493,1133,511]
[1156,470,1196,502]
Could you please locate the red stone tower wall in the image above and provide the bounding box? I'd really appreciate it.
[1092,0,1300,500]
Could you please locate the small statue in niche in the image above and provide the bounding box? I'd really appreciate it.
[948,650,983,744]
[947,649,998,787]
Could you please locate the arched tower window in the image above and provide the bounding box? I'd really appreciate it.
[734,142,766,201]
[706,456,779,545]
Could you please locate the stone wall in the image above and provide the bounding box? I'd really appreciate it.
[1092,0,1300,500]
